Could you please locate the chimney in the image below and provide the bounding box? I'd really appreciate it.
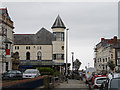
[101,38,105,42]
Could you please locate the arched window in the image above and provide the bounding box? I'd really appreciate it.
[15,52,19,56]
[26,52,30,60]
[37,51,42,60]
[15,52,19,59]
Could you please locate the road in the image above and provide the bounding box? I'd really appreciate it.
[53,79,89,89]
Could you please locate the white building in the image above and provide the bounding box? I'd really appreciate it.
[0,8,14,73]
[13,15,68,72]
[94,36,120,73]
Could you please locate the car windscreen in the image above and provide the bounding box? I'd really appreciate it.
[8,71,16,73]
[96,77,107,84]
[110,79,120,89]
[24,70,37,74]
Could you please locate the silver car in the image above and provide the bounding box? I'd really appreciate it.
[91,77,107,89]
[2,70,22,79]
[23,69,40,78]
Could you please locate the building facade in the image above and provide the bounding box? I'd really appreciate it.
[13,15,66,72]
[0,8,14,73]
[94,36,120,73]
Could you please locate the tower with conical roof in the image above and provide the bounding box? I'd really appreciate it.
[52,15,66,72]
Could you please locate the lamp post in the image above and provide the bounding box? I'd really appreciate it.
[88,63,90,68]
[66,28,69,76]
[71,52,74,71]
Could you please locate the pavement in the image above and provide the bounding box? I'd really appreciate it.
[53,79,89,90]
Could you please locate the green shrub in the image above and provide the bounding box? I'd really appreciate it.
[53,71,60,77]
[37,67,54,75]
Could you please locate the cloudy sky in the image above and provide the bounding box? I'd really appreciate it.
[1,1,118,69]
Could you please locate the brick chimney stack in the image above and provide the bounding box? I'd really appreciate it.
[101,38,105,42]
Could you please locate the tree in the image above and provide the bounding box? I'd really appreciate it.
[12,52,19,70]
[73,59,82,71]
[107,60,115,71]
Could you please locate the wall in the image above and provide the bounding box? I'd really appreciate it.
[52,28,64,63]
[13,45,52,60]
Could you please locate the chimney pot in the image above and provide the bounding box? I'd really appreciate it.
[101,38,105,42]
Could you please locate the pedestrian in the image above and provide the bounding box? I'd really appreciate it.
[108,72,112,80]
[80,73,83,80]
[66,74,69,83]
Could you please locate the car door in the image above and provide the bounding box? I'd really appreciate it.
[11,71,16,77]
[109,78,120,90]
[16,71,22,77]
[37,71,40,77]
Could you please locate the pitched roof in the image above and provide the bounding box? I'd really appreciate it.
[96,37,120,49]
[51,15,66,29]
[14,28,53,45]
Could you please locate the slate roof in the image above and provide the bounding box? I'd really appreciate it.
[96,38,120,49]
[14,27,53,45]
[51,15,66,29]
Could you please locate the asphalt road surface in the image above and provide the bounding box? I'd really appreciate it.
[53,79,89,90]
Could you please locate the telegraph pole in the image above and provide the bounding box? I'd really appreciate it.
[71,52,74,71]
[66,28,69,76]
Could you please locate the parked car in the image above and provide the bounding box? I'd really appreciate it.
[23,69,40,78]
[88,75,106,89]
[100,78,109,90]
[112,73,120,78]
[100,73,120,90]
[108,78,120,90]
[91,77,107,89]
[2,70,22,79]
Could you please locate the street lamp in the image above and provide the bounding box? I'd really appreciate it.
[66,28,69,76]
[71,52,74,71]
[88,63,90,68]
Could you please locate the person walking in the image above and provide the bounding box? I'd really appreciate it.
[66,74,69,83]
[108,72,112,80]
[80,73,83,80]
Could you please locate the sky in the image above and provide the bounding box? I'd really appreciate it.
[1,1,119,70]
